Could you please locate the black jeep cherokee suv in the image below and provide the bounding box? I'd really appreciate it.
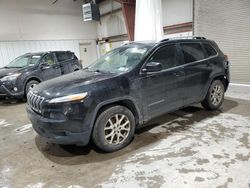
[26,37,230,152]
[0,51,82,99]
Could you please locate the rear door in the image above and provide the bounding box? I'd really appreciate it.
[180,42,213,104]
[39,53,61,81]
[140,44,185,120]
[56,52,75,74]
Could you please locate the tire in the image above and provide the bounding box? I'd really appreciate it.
[25,80,39,96]
[92,105,135,152]
[202,80,225,110]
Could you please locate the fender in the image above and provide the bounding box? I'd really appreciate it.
[89,96,144,132]
[202,72,228,100]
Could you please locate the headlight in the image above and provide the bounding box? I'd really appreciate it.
[49,92,88,104]
[0,73,21,82]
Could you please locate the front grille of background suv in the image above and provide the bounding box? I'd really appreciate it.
[27,91,45,114]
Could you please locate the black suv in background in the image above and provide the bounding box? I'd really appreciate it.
[26,37,230,152]
[0,51,82,99]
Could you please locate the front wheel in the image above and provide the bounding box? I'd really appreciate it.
[202,80,225,110]
[92,105,135,152]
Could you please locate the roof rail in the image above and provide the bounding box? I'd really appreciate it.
[157,36,206,43]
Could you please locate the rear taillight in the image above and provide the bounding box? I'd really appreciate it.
[224,54,228,61]
[224,54,229,68]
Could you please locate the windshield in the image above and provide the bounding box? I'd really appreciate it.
[88,45,150,73]
[6,55,41,68]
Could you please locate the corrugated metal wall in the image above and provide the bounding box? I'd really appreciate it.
[194,0,250,84]
[0,40,96,67]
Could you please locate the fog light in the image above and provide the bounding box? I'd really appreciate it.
[13,87,18,92]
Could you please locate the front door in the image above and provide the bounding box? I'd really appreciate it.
[40,53,61,81]
[140,44,185,121]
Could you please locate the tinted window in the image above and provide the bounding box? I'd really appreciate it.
[42,54,55,65]
[203,43,217,57]
[149,45,179,70]
[56,52,72,62]
[180,43,205,63]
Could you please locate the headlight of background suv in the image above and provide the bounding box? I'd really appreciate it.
[48,92,88,104]
[0,73,21,82]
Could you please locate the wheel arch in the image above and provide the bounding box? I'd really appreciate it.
[214,75,229,91]
[203,73,229,100]
[90,97,143,133]
[24,77,42,95]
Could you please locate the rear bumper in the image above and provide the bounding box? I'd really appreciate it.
[0,84,24,98]
[26,105,91,145]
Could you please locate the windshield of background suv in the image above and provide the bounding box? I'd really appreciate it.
[88,45,150,73]
[5,55,41,68]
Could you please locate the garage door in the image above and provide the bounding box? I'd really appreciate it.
[194,0,250,84]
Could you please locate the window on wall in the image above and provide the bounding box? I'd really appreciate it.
[149,45,180,70]
[180,43,205,63]
[203,43,217,57]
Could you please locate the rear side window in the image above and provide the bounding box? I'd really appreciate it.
[203,43,217,57]
[149,44,180,70]
[56,52,73,62]
[180,43,205,63]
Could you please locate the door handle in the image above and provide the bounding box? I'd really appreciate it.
[206,62,212,67]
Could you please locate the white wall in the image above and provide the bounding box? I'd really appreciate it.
[162,0,193,26]
[0,0,98,67]
[99,0,121,15]
[97,11,127,39]
[97,0,126,39]
[0,40,97,67]
[97,0,193,40]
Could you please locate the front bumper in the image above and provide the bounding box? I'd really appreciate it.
[26,105,91,145]
[0,83,23,98]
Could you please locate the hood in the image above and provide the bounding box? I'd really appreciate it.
[33,69,116,98]
[0,67,21,78]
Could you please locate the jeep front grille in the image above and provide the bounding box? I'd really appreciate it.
[27,91,45,114]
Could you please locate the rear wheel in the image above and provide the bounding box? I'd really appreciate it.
[92,105,135,152]
[25,80,39,96]
[202,80,225,110]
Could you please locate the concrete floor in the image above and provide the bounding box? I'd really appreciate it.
[0,85,250,188]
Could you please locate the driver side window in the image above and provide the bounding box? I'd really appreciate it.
[42,53,55,65]
[149,45,180,70]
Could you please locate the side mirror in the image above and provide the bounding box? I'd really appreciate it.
[40,62,50,69]
[142,62,162,73]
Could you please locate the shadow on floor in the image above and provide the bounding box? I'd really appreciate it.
[35,99,238,165]
[0,98,26,106]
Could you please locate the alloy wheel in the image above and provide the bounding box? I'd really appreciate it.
[210,84,223,106]
[29,83,37,91]
[104,114,130,145]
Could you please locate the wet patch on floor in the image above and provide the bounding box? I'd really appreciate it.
[15,124,32,135]
[100,113,250,188]
[0,119,11,127]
